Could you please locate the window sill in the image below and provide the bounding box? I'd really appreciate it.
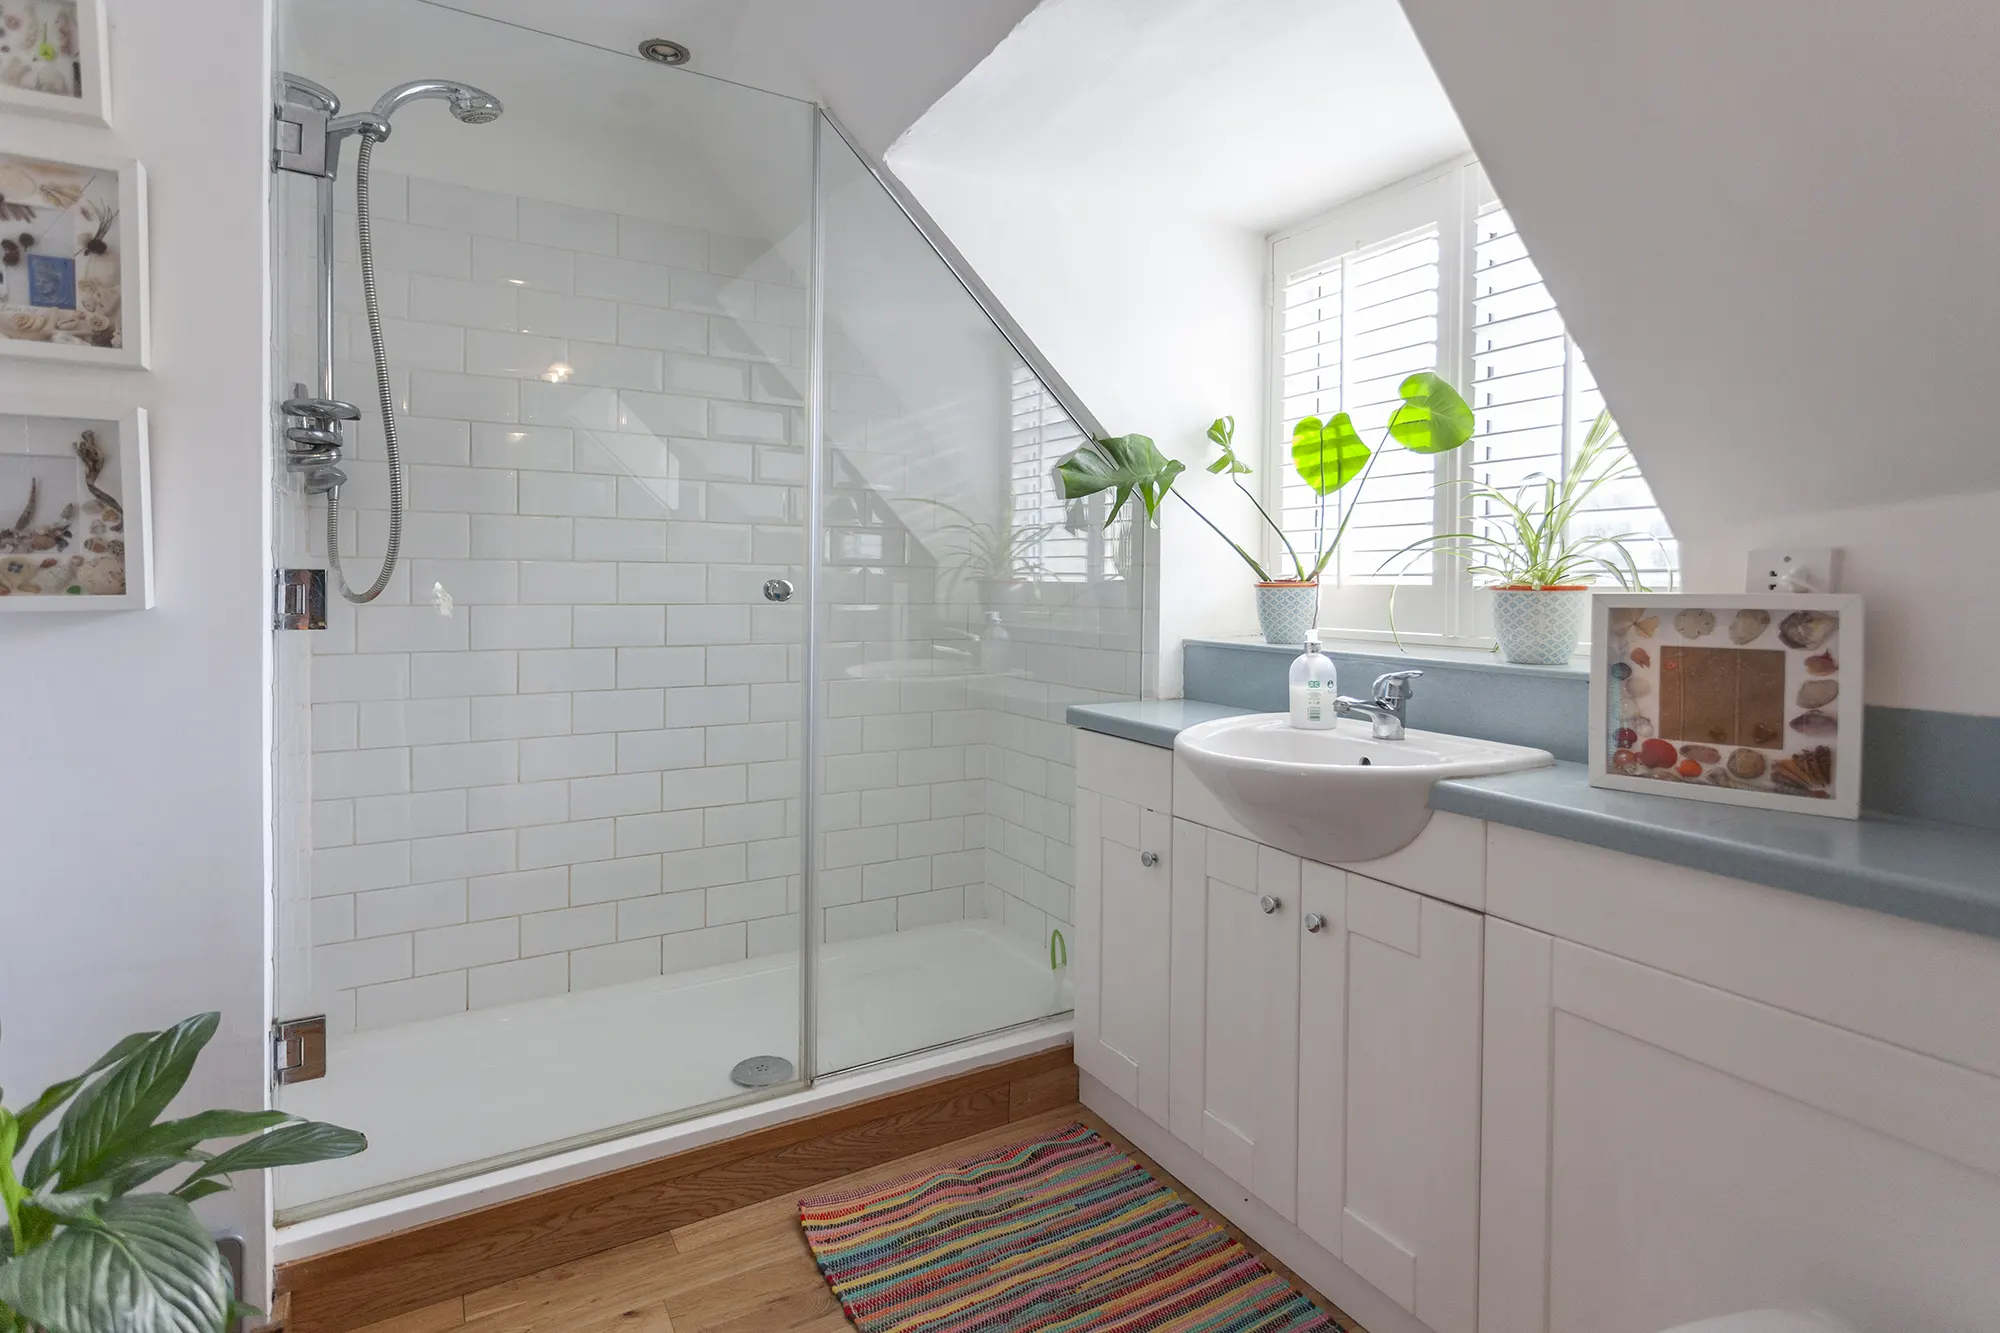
[1183,635,1591,680]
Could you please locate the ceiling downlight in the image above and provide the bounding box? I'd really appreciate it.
[638,38,691,67]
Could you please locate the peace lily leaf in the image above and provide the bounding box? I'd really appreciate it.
[94,1110,294,1183]
[23,1184,114,1227]
[1386,372,1474,454]
[27,1015,217,1191]
[1291,413,1371,496]
[1056,435,1185,527]
[0,1193,230,1333]
[15,1032,156,1142]
[177,1121,367,1193]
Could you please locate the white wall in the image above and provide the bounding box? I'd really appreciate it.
[1395,0,2000,716]
[0,0,275,1301]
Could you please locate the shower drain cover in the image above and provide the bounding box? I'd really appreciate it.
[730,1055,796,1089]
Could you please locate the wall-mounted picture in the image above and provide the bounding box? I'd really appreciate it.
[0,143,147,368]
[1588,592,1863,819]
[0,0,109,125]
[0,401,151,610]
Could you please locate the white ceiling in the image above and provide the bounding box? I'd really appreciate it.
[1398,0,2000,532]
[408,0,1043,158]
[888,0,1469,233]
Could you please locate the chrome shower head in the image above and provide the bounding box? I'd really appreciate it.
[369,80,504,127]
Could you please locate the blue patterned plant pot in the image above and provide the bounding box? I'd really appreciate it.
[1490,586,1591,664]
[1255,581,1320,645]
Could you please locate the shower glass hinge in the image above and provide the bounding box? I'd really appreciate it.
[272,1016,328,1085]
[273,98,331,177]
[276,568,327,630]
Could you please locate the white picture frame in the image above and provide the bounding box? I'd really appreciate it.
[0,140,147,368]
[1588,591,1863,820]
[0,399,151,610]
[0,0,111,127]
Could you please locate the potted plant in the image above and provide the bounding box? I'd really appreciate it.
[919,498,1053,610]
[1054,372,1475,644]
[1381,409,1657,664]
[0,1012,366,1333]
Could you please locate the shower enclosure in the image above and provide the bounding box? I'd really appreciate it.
[271,0,1143,1220]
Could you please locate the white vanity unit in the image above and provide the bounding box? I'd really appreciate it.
[1072,727,2000,1333]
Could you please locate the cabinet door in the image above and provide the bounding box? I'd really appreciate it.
[1480,919,2000,1333]
[1169,819,1301,1221]
[1296,865,1482,1333]
[1074,789,1171,1124]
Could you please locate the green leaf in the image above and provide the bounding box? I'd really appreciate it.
[178,1121,366,1192]
[1386,372,1474,454]
[1206,415,1234,448]
[1055,435,1186,528]
[1291,414,1371,496]
[15,1032,157,1143]
[22,1184,113,1226]
[166,1181,228,1205]
[26,1015,218,1191]
[94,1110,293,1183]
[0,1193,230,1333]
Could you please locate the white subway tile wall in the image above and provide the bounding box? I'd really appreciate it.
[293,173,1142,1034]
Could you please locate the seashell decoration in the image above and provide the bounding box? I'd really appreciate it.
[1726,748,1767,779]
[1679,744,1722,765]
[1637,738,1678,769]
[1797,680,1839,709]
[1673,608,1717,639]
[1790,711,1837,736]
[1630,646,1651,668]
[1771,745,1834,794]
[1728,609,1772,645]
[1804,651,1837,677]
[1778,610,1838,650]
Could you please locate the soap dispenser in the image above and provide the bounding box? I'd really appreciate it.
[1289,632,1337,730]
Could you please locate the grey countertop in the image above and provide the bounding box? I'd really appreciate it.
[1067,701,2000,942]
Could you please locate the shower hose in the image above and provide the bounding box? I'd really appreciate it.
[325,132,405,604]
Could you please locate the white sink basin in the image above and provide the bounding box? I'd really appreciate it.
[1175,713,1554,865]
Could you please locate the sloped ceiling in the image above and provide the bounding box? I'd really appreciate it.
[416,0,1042,157]
[1397,0,2000,537]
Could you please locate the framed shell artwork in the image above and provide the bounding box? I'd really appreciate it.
[1588,592,1863,819]
[0,142,148,368]
[0,400,151,610]
[0,0,109,126]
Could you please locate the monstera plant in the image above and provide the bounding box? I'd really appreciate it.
[1055,372,1475,642]
[0,1013,366,1333]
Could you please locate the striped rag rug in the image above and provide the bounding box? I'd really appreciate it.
[798,1122,1342,1332]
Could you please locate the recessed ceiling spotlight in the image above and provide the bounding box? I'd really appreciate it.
[638,38,691,67]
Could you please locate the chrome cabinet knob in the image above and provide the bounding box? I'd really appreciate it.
[1259,895,1281,915]
[1304,912,1327,934]
[762,578,795,603]
[1140,851,1160,867]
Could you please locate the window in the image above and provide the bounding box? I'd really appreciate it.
[1009,360,1096,581]
[1268,161,1676,644]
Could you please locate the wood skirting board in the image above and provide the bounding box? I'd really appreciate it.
[273,1046,1079,1333]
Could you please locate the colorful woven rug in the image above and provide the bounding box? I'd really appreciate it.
[798,1122,1343,1332]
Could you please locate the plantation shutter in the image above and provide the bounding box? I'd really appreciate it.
[1278,226,1444,584]
[1469,204,1677,585]
[1010,361,1091,581]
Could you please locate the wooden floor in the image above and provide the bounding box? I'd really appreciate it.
[349,1103,1364,1333]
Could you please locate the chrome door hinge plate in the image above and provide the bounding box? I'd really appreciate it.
[276,568,327,630]
[273,1016,328,1085]
[274,99,331,177]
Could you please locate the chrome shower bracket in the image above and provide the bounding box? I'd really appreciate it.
[274,74,340,177]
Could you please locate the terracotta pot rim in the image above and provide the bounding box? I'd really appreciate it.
[1489,583,1591,592]
[1255,580,1320,589]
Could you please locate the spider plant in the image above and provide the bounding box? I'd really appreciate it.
[1053,372,1475,582]
[917,499,1053,595]
[1380,409,1654,591]
[0,1013,366,1333]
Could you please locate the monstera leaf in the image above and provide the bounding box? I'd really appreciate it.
[1386,371,1474,454]
[1205,416,1251,475]
[1056,434,1186,527]
[1291,413,1372,496]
